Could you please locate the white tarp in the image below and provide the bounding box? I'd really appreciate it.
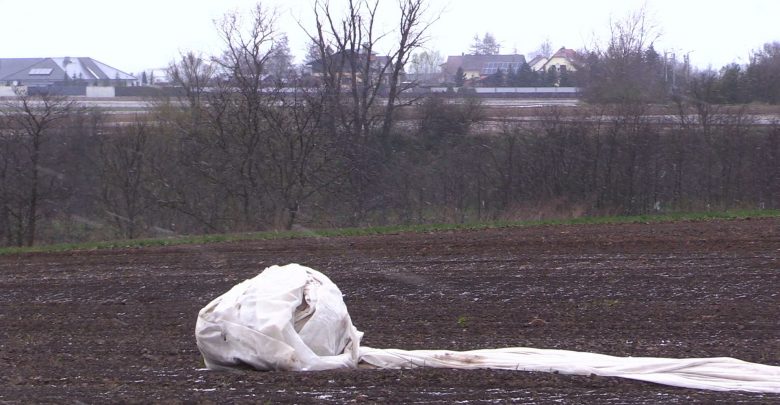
[195,264,361,371]
[195,264,780,393]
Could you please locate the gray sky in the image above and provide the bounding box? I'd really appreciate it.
[1,0,778,74]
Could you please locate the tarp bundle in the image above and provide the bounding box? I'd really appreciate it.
[195,264,780,393]
[195,264,361,371]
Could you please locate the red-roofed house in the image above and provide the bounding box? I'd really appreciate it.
[542,47,581,73]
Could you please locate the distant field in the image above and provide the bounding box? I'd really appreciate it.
[4,95,778,128]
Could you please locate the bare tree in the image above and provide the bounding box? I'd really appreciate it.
[194,3,283,229]
[153,2,348,231]
[168,52,216,116]
[0,121,14,245]
[98,120,152,239]
[213,3,279,90]
[0,90,75,246]
[408,50,443,75]
[308,0,383,144]
[581,5,665,103]
[305,0,436,223]
[380,0,435,138]
[257,89,344,229]
[604,6,659,61]
[308,0,436,142]
[530,38,553,58]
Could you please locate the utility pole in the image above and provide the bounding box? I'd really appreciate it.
[684,51,694,83]
[664,50,671,95]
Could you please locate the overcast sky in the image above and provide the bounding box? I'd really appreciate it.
[1,0,778,74]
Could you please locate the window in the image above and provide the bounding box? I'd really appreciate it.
[29,68,53,75]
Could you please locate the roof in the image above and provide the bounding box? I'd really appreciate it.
[542,48,582,72]
[549,47,579,61]
[0,57,135,84]
[0,58,65,83]
[443,54,526,72]
[527,55,548,68]
[307,50,391,74]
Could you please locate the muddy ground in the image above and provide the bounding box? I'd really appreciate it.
[1,218,779,404]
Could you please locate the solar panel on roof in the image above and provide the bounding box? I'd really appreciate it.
[29,68,53,75]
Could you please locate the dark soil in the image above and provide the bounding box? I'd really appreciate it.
[1,218,779,404]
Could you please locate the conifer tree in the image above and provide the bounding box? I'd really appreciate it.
[454,66,465,87]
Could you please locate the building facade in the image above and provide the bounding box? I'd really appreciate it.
[541,48,580,73]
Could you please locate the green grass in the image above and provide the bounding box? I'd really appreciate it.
[1,209,778,256]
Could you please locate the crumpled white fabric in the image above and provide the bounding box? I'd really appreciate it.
[195,264,780,393]
[195,264,361,371]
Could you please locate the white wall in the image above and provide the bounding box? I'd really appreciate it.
[430,87,578,94]
[0,86,20,96]
[474,87,578,94]
[86,86,116,97]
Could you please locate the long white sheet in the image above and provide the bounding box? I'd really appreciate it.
[195,264,780,393]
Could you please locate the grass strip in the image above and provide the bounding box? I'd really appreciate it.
[1,209,778,256]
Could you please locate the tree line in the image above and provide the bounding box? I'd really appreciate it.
[578,8,780,105]
[581,38,780,106]
[461,63,576,88]
[2,91,777,247]
[1,1,778,247]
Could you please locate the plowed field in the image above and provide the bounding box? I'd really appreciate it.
[1,218,778,403]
